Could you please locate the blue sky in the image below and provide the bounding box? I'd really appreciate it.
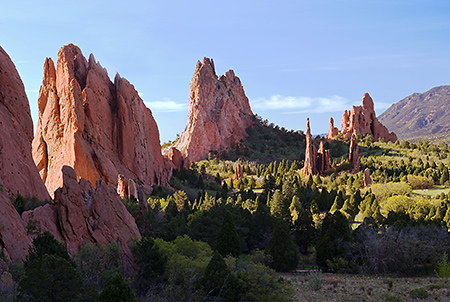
[1,0,449,143]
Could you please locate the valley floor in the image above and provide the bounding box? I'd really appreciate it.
[283,272,450,302]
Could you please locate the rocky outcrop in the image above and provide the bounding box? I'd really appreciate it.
[32,44,170,197]
[340,93,397,142]
[363,168,372,187]
[302,118,332,176]
[326,117,339,139]
[0,192,31,262]
[22,166,140,258]
[234,164,244,181]
[0,46,50,201]
[164,58,254,168]
[317,141,331,173]
[349,134,360,173]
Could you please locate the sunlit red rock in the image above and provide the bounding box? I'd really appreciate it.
[32,44,170,197]
[164,58,254,168]
[340,93,397,142]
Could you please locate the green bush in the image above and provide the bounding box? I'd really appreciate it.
[436,252,450,278]
[409,287,428,299]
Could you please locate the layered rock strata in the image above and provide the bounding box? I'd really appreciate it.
[163,58,254,168]
[32,44,170,197]
[0,46,50,200]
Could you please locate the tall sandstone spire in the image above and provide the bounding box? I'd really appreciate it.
[33,44,170,196]
[163,58,254,168]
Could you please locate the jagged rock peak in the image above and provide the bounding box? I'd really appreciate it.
[164,57,255,168]
[33,44,171,197]
[340,92,397,143]
[0,45,50,200]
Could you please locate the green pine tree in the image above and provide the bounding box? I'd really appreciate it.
[215,211,241,257]
[265,219,299,272]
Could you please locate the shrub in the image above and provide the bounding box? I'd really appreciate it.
[409,287,428,299]
[436,252,450,278]
[307,270,323,291]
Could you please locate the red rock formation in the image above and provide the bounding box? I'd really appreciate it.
[0,46,50,201]
[326,117,339,139]
[234,164,244,181]
[363,168,372,187]
[340,93,397,142]
[117,174,128,199]
[32,44,170,197]
[164,58,254,168]
[23,166,140,258]
[317,141,331,173]
[302,118,316,175]
[302,118,332,176]
[0,192,31,262]
[349,134,360,173]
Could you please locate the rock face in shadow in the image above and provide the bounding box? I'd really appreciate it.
[22,166,141,258]
[0,192,31,262]
[163,58,254,168]
[32,44,170,197]
[340,93,397,142]
[0,46,50,201]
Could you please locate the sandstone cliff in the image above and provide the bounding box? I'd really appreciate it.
[339,93,397,142]
[163,58,254,168]
[33,44,170,196]
[0,46,50,201]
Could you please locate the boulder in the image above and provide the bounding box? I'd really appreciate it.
[164,58,254,168]
[117,174,128,199]
[340,93,397,142]
[32,44,171,197]
[0,46,50,201]
[363,168,372,187]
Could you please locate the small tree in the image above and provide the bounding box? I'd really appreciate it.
[215,211,241,257]
[18,232,82,302]
[98,273,136,302]
[265,219,299,272]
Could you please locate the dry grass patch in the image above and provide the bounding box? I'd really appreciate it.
[281,272,450,302]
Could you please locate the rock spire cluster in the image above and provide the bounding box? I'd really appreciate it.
[163,57,254,168]
[302,118,332,176]
[32,44,170,196]
[331,93,397,142]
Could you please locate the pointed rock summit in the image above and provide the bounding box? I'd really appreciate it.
[163,58,254,168]
[33,44,170,196]
[0,46,50,201]
[340,93,397,142]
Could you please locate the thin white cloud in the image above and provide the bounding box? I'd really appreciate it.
[145,97,188,112]
[251,95,351,114]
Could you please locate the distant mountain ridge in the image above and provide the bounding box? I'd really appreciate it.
[378,86,450,140]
